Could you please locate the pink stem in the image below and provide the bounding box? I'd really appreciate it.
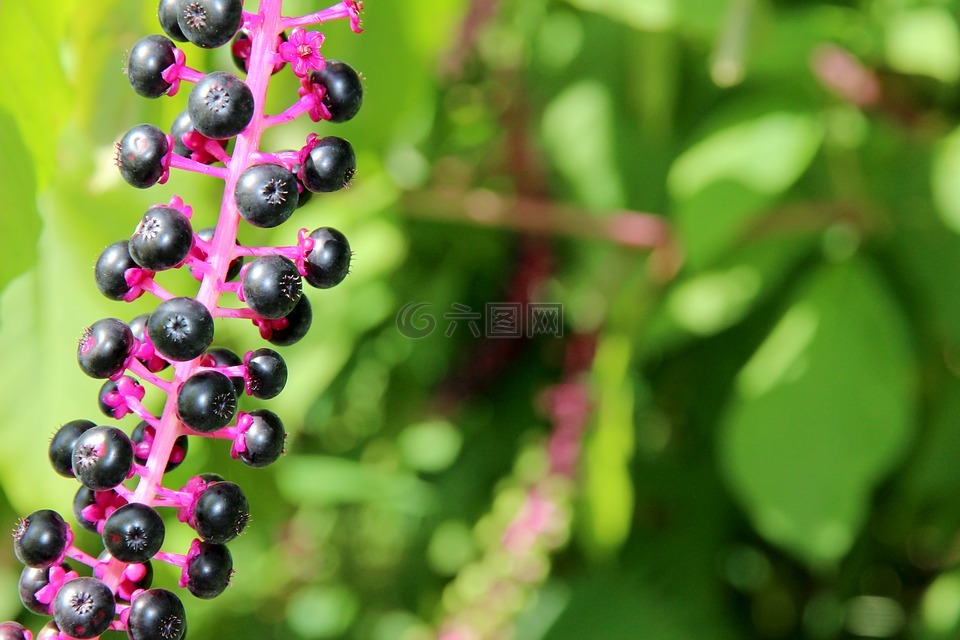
[263,94,316,128]
[233,244,302,259]
[126,359,173,393]
[169,154,230,179]
[281,1,359,30]
[137,278,176,302]
[250,150,298,166]
[214,306,261,320]
[64,546,100,568]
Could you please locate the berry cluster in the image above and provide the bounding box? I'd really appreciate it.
[2,1,363,638]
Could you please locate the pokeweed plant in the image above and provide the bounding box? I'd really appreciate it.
[0,1,364,638]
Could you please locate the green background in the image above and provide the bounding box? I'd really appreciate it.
[2,0,960,638]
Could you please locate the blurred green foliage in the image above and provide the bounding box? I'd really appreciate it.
[6,0,960,638]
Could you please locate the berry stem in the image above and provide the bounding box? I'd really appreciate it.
[64,546,100,568]
[233,244,303,260]
[168,155,230,179]
[281,1,361,30]
[213,306,260,320]
[262,94,316,128]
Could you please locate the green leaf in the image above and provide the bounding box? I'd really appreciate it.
[0,109,41,297]
[719,259,915,567]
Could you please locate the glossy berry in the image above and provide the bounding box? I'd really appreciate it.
[193,227,244,281]
[37,621,63,640]
[132,422,189,472]
[201,347,245,395]
[127,589,187,640]
[239,409,285,468]
[177,370,237,432]
[130,314,170,373]
[13,510,69,569]
[185,541,233,599]
[171,110,227,162]
[98,376,142,419]
[292,164,312,208]
[245,348,287,399]
[266,295,313,347]
[235,163,299,228]
[304,227,351,289]
[19,564,72,615]
[193,481,249,543]
[117,124,169,189]
[72,487,101,534]
[0,621,32,640]
[72,426,134,491]
[309,60,364,123]
[49,419,96,478]
[53,577,114,639]
[130,206,194,271]
[126,35,177,98]
[178,0,243,49]
[158,0,188,42]
[188,71,254,139]
[242,255,302,319]
[77,318,134,379]
[95,240,139,301]
[147,297,215,362]
[102,503,165,563]
[231,29,286,74]
[300,136,356,193]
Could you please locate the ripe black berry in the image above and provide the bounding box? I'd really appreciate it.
[177,370,237,432]
[170,110,227,162]
[201,347,245,395]
[303,227,351,288]
[126,35,177,98]
[117,124,169,189]
[239,409,285,468]
[266,295,313,347]
[185,541,232,599]
[77,318,135,379]
[95,240,139,301]
[72,487,102,534]
[147,297,215,362]
[130,206,194,271]
[242,255,302,319]
[178,0,243,49]
[98,376,142,419]
[13,510,69,569]
[102,503,165,563]
[72,426,134,491]
[0,621,31,640]
[132,422,189,472]
[188,71,254,139]
[234,164,299,228]
[246,348,287,399]
[309,60,364,123]
[299,136,356,193]
[193,481,249,543]
[19,564,71,615]
[37,621,63,640]
[127,589,187,640]
[158,0,188,42]
[50,419,96,478]
[52,577,114,639]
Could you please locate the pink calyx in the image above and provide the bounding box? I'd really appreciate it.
[160,48,204,97]
[33,564,81,608]
[298,76,333,122]
[177,539,204,588]
[80,490,128,534]
[230,412,255,459]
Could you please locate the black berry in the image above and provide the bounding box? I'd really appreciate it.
[200,347,245,395]
[239,409,285,468]
[266,295,312,347]
[0,621,31,640]
[77,318,135,379]
[303,227,351,289]
[185,541,233,599]
[52,577,114,639]
[309,60,363,123]
[19,565,68,614]
[130,206,194,271]
[98,376,142,419]
[72,426,134,491]
[188,71,254,139]
[72,487,102,534]
[170,109,227,162]
[177,370,237,432]
[127,589,187,640]
[158,0,188,42]
[49,419,96,478]
[242,255,302,319]
[117,124,169,189]
[178,0,243,49]
[245,348,287,399]
[126,35,177,98]
[37,621,63,640]
[235,164,299,228]
[12,510,69,569]
[299,136,356,193]
[102,503,165,564]
[147,297,215,362]
[193,481,249,543]
[95,240,139,301]
[132,422,189,472]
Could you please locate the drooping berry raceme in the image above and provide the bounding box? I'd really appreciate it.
[5,1,366,637]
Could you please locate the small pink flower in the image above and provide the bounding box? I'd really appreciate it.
[279,28,326,77]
